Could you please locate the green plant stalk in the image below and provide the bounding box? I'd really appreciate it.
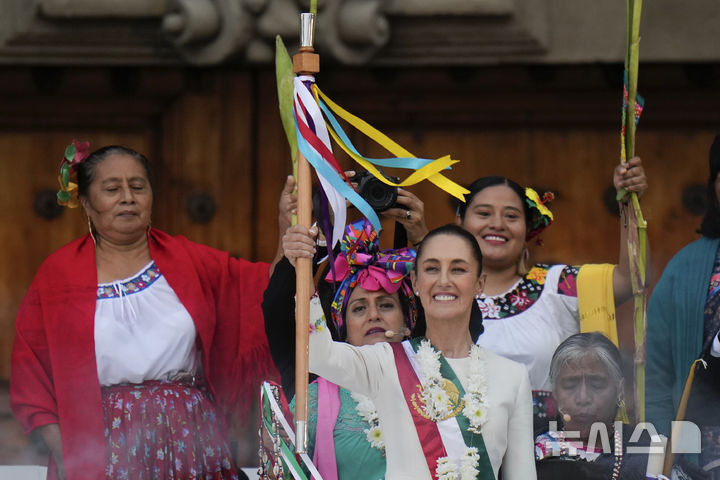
[275,35,299,225]
[310,0,317,16]
[624,0,647,423]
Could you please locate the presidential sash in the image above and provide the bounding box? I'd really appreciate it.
[391,339,494,480]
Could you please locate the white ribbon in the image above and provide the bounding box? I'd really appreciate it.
[293,75,347,250]
[261,381,324,480]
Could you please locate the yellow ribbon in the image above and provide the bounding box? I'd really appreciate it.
[312,85,470,201]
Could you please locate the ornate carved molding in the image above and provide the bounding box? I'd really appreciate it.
[3,0,718,66]
[38,0,168,17]
[385,0,515,16]
[376,0,548,66]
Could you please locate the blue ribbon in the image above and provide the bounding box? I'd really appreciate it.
[317,97,450,172]
[294,114,383,233]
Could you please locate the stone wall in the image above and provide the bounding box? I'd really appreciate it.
[0,0,718,66]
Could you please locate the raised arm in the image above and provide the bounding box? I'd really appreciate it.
[307,296,387,397]
[612,155,649,305]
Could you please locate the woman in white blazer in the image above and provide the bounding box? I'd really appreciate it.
[305,224,536,480]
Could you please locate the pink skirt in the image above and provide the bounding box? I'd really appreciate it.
[102,380,239,480]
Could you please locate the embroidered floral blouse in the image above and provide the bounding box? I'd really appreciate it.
[476,264,580,391]
[94,261,197,386]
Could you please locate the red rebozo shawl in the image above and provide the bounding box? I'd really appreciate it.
[10,229,278,479]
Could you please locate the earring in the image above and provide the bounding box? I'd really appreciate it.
[615,397,630,423]
[517,246,530,276]
[475,294,481,300]
[87,217,97,245]
[414,291,419,296]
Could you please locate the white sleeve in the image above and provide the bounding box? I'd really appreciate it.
[307,296,389,397]
[500,364,538,480]
[711,332,720,358]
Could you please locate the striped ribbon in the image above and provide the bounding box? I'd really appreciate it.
[260,381,324,480]
[313,85,470,202]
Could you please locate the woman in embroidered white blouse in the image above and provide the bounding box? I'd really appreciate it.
[308,224,536,480]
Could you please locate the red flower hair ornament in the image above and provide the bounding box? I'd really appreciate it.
[57,140,90,208]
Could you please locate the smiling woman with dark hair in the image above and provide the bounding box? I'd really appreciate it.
[305,223,535,480]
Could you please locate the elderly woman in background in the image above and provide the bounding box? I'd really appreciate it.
[535,332,655,480]
[307,223,535,480]
[11,143,282,480]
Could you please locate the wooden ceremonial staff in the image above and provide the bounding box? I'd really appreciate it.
[292,11,319,455]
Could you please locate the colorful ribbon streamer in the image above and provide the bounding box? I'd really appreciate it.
[620,70,645,164]
[292,69,470,245]
[294,75,363,242]
[313,85,470,201]
[294,104,382,237]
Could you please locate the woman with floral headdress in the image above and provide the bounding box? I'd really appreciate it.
[264,219,418,480]
[380,158,647,432]
[10,143,288,480]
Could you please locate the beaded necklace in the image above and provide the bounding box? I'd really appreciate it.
[611,425,624,480]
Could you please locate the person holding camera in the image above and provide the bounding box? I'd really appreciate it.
[348,170,430,248]
[263,171,433,398]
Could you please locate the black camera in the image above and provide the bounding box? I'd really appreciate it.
[351,170,400,212]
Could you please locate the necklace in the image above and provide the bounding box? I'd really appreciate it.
[415,339,488,479]
[350,392,385,455]
[611,425,623,480]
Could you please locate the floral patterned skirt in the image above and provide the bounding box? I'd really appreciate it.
[102,380,239,480]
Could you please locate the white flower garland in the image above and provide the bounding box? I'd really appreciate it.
[351,392,386,454]
[415,339,488,480]
[436,448,481,480]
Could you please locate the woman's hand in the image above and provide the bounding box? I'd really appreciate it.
[381,188,429,246]
[282,224,318,267]
[613,155,651,303]
[36,424,66,480]
[614,156,647,198]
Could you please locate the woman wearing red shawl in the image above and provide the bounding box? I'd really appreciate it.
[11,143,280,480]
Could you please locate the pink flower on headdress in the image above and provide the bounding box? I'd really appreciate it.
[70,140,90,165]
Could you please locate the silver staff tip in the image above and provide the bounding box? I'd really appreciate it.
[300,13,315,48]
[295,420,308,453]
